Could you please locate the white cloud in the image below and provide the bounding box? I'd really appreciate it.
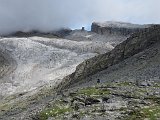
[0,0,159,35]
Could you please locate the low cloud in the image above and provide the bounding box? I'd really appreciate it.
[0,0,159,35]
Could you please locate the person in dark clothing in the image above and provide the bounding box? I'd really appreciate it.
[97,79,101,84]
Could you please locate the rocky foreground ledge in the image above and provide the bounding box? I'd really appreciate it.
[0,80,159,120]
[34,81,160,120]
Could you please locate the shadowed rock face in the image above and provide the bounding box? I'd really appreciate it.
[91,21,150,36]
[60,25,160,89]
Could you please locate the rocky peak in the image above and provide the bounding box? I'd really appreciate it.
[91,21,150,36]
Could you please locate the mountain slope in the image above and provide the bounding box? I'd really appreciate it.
[1,22,147,98]
[34,24,160,120]
[0,22,158,120]
[75,38,160,87]
[65,29,127,48]
[0,37,103,97]
[60,25,160,89]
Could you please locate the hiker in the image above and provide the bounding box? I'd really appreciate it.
[97,79,101,84]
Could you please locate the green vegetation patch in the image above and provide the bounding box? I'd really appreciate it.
[126,106,160,120]
[77,87,110,96]
[153,83,160,88]
[39,105,73,120]
[146,96,160,105]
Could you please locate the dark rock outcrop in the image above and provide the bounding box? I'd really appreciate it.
[53,28,72,37]
[85,97,100,105]
[3,28,72,38]
[59,25,160,89]
[91,21,150,36]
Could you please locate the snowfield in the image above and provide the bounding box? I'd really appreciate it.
[0,35,115,97]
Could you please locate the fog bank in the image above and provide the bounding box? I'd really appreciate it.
[0,0,159,35]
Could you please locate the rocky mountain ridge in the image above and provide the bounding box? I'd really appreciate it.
[2,28,72,38]
[59,25,160,89]
[91,21,150,36]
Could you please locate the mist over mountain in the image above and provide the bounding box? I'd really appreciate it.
[0,21,159,120]
[0,0,160,35]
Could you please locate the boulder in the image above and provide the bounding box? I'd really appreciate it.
[85,97,100,106]
[102,97,110,103]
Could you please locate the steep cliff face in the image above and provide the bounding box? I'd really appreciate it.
[60,25,160,89]
[91,21,150,36]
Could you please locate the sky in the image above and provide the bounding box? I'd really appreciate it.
[0,0,159,35]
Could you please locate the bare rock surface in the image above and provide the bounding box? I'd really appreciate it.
[91,21,150,36]
[61,25,160,89]
[0,36,109,98]
[65,29,127,48]
[0,22,137,98]
[0,29,122,98]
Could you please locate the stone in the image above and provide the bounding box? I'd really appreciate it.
[140,81,148,87]
[102,97,110,103]
[85,97,100,106]
[71,96,85,103]
[69,92,77,97]
[72,101,85,110]
[153,91,160,95]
